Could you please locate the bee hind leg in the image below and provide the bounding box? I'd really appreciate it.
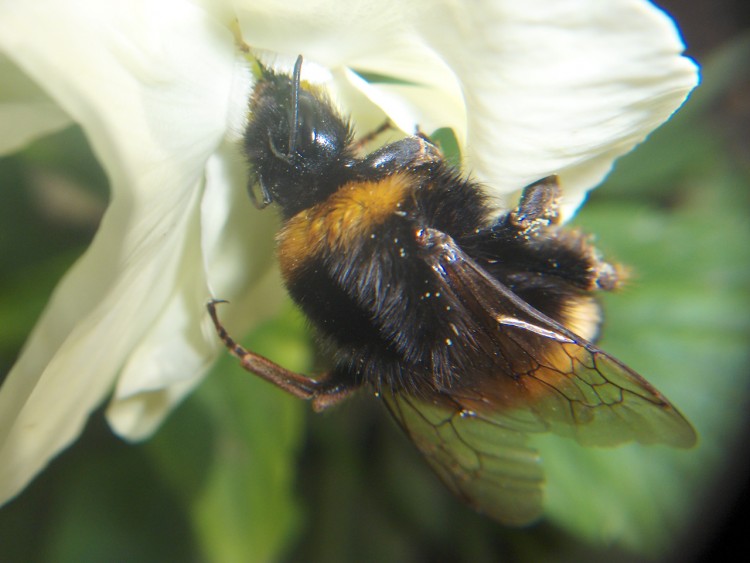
[206,300,358,410]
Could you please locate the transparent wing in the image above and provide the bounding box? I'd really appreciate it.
[424,230,696,448]
[378,230,696,525]
[383,391,545,526]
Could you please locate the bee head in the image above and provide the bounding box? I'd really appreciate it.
[244,56,355,218]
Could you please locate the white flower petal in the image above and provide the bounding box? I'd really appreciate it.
[0,55,71,155]
[418,0,698,218]
[107,143,283,441]
[0,0,243,503]
[198,144,287,356]
[200,145,279,302]
[339,68,466,143]
[233,0,403,65]
[235,0,696,219]
[234,0,463,135]
[106,178,210,440]
[0,187,199,501]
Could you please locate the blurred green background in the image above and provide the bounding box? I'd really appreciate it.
[1,3,748,562]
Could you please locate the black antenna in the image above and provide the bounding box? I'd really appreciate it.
[288,55,304,155]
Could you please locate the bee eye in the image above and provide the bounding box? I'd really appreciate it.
[292,94,345,160]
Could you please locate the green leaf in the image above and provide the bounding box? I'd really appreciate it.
[537,94,750,554]
[154,306,309,563]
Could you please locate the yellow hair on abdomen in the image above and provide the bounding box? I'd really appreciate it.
[277,173,412,280]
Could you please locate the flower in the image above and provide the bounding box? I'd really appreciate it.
[0,0,696,513]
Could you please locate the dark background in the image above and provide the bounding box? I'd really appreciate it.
[657,1,749,560]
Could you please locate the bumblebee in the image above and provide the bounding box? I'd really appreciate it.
[208,56,696,525]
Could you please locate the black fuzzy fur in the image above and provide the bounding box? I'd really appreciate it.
[244,66,613,398]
